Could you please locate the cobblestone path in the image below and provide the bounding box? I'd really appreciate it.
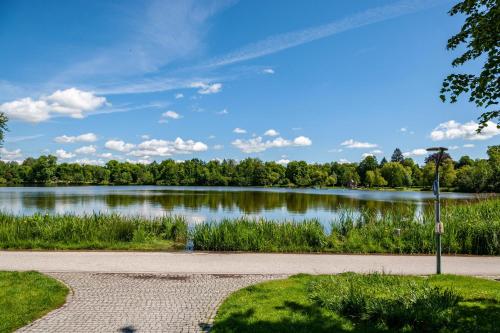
[18,273,285,333]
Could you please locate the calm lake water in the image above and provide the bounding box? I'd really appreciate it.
[0,186,479,225]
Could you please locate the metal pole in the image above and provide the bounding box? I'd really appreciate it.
[435,158,441,274]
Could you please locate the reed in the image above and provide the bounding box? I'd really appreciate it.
[0,213,187,250]
[0,199,498,254]
[192,199,500,255]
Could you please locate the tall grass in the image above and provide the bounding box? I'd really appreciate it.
[192,218,327,252]
[0,199,498,254]
[193,199,500,255]
[0,213,187,250]
[329,199,500,255]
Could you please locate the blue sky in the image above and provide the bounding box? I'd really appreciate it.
[1,0,498,165]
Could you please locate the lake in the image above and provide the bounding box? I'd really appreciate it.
[0,186,479,225]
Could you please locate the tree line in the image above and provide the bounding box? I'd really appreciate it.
[0,145,498,193]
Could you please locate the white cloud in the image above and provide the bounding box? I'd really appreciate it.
[55,149,75,159]
[341,139,378,149]
[449,145,459,150]
[339,158,350,164]
[463,144,475,148]
[0,88,107,123]
[276,159,290,165]
[190,82,222,94]
[400,127,407,132]
[141,134,150,140]
[328,148,343,153]
[175,93,184,99]
[98,152,113,159]
[213,144,224,150]
[362,150,383,158]
[105,140,136,152]
[430,120,500,141]
[403,148,427,157]
[74,158,105,165]
[263,68,275,74]
[54,133,98,143]
[161,110,182,120]
[0,147,22,161]
[233,128,247,134]
[216,109,229,115]
[126,158,152,165]
[232,136,312,153]
[208,135,216,139]
[75,145,97,155]
[128,138,208,157]
[264,129,279,137]
[293,136,312,146]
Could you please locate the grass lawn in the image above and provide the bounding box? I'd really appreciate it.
[211,274,500,333]
[0,271,69,333]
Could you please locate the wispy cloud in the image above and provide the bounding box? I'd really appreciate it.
[202,0,444,68]
[53,1,233,84]
[233,128,247,134]
[5,134,44,143]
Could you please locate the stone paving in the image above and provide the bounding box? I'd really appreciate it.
[18,273,285,333]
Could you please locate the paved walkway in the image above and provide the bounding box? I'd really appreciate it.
[2,251,500,275]
[18,272,283,333]
[4,252,499,332]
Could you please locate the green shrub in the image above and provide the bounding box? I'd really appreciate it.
[309,273,459,331]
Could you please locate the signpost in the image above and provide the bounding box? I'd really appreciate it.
[426,147,448,274]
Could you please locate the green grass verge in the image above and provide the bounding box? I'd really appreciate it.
[211,274,500,333]
[0,271,69,333]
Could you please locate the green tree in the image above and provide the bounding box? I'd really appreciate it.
[365,169,388,187]
[335,163,360,187]
[29,155,58,183]
[381,162,410,187]
[440,159,457,188]
[440,0,499,130]
[285,161,311,186]
[357,156,378,184]
[422,159,457,188]
[487,145,500,191]
[391,148,404,163]
[456,161,492,192]
[457,155,474,168]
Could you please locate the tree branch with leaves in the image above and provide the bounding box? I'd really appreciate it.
[440,0,499,131]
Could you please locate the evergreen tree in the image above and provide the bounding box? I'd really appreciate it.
[391,148,404,163]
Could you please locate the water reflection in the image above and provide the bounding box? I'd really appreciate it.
[0,186,480,225]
